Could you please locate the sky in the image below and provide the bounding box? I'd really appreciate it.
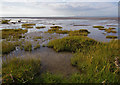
[0,0,119,17]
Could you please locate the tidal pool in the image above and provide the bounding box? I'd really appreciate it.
[0,18,118,42]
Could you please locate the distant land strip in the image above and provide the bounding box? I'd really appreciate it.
[0,17,118,20]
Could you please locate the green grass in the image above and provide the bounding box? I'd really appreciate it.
[1,20,10,24]
[46,28,60,33]
[33,36,42,39]
[69,29,90,36]
[36,26,46,29]
[98,28,106,30]
[1,40,24,54]
[24,26,33,29]
[105,28,117,33]
[2,57,41,83]
[109,27,116,29]
[22,23,35,28]
[42,44,46,47]
[46,28,90,36]
[48,36,97,52]
[34,43,40,49]
[1,41,16,54]
[22,23,35,26]
[70,40,119,83]
[93,26,104,28]
[2,29,28,39]
[48,36,119,83]
[46,28,69,34]
[56,30,70,34]
[106,35,117,39]
[24,41,32,51]
[111,31,117,33]
[50,26,62,28]
[33,72,67,83]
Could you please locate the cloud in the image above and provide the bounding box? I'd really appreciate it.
[0,2,118,17]
[1,0,119,2]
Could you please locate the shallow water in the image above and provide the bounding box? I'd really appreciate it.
[3,47,80,76]
[1,18,118,76]
[0,18,118,42]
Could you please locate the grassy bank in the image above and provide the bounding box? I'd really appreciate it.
[2,41,16,54]
[1,20,10,24]
[46,26,90,36]
[36,26,46,29]
[48,36,97,52]
[1,29,28,39]
[48,36,120,83]
[71,40,119,83]
[2,57,41,83]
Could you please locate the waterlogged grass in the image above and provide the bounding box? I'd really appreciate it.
[34,43,40,50]
[69,29,90,36]
[93,26,104,28]
[1,40,24,54]
[2,57,41,83]
[24,26,33,29]
[109,27,116,29]
[46,28,69,34]
[22,23,35,28]
[71,40,120,83]
[106,35,118,39]
[56,30,70,34]
[24,41,32,51]
[36,26,46,29]
[94,27,117,34]
[74,25,89,26]
[2,35,120,83]
[50,26,62,28]
[1,20,10,24]
[48,36,119,83]
[105,28,117,33]
[48,36,97,52]
[46,28,90,36]
[1,41,16,54]
[2,29,28,39]
[98,28,106,30]
[22,23,35,26]
[33,72,67,83]
[46,28,60,33]
[33,36,42,39]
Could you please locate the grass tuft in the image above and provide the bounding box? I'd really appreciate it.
[93,26,104,28]
[34,43,40,49]
[36,26,46,29]
[1,29,28,39]
[106,36,117,39]
[71,40,119,83]
[1,20,10,24]
[1,41,16,54]
[50,26,62,28]
[24,41,32,51]
[2,57,41,83]
[48,36,97,52]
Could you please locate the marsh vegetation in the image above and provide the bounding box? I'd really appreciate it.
[106,35,118,39]
[47,36,119,83]
[36,26,46,29]
[1,29,28,39]
[46,27,90,36]
[1,18,119,83]
[1,20,10,24]
[22,23,35,28]
[2,57,41,83]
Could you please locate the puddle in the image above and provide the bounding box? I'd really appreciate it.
[3,47,80,76]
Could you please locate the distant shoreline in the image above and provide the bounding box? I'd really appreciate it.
[0,17,118,20]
